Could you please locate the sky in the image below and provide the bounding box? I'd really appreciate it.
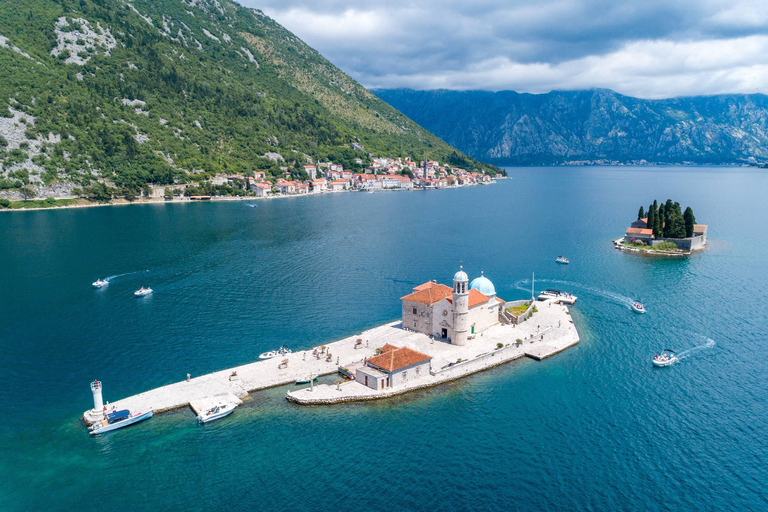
[240,0,768,99]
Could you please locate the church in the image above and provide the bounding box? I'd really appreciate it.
[401,267,505,345]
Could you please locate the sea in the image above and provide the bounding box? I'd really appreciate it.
[1,166,767,511]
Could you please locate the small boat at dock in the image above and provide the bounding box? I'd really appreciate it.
[197,403,235,423]
[632,302,645,314]
[134,287,153,297]
[556,256,569,264]
[295,375,319,385]
[259,346,291,359]
[90,409,153,435]
[92,278,109,288]
[653,349,678,367]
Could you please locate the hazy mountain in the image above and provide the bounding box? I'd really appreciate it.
[375,88,768,165]
[0,0,497,197]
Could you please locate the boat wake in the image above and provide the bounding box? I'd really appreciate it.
[513,278,636,308]
[677,336,716,360]
[105,269,149,282]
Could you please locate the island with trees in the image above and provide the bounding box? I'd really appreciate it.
[615,199,707,255]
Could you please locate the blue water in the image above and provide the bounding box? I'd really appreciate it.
[1,166,767,511]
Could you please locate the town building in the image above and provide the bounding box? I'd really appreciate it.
[400,268,504,345]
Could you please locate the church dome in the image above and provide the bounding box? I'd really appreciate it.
[453,267,468,282]
[470,272,496,296]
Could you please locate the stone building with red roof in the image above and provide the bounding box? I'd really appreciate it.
[356,344,433,390]
[401,267,504,346]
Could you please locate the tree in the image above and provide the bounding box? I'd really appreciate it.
[647,204,655,234]
[19,187,35,202]
[684,207,696,237]
[638,206,645,220]
[667,212,686,238]
[0,198,10,208]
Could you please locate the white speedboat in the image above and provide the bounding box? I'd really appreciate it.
[134,287,153,297]
[92,278,109,288]
[537,289,577,304]
[258,346,291,359]
[196,403,235,423]
[632,302,646,314]
[653,349,678,367]
[90,409,153,435]
[556,256,569,264]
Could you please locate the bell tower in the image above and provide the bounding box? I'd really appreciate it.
[452,266,469,346]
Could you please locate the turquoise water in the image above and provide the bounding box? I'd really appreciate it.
[1,166,767,510]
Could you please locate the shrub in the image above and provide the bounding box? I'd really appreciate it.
[0,198,10,208]
[45,197,56,205]
[656,241,679,251]
[496,342,503,349]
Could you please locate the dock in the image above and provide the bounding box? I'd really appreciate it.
[83,298,580,422]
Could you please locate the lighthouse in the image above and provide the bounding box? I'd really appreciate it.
[452,266,469,346]
[90,380,103,413]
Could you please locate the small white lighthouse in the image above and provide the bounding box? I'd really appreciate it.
[90,380,104,413]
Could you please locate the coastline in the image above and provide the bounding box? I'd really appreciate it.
[1,182,493,213]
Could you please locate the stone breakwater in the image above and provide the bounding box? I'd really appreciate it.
[83,299,579,423]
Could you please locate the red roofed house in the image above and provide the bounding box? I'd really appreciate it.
[625,227,654,244]
[356,344,433,390]
[401,267,504,346]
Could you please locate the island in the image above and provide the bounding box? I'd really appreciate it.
[614,199,707,255]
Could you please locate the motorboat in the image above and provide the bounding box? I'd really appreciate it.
[632,302,646,314]
[90,409,153,435]
[653,349,678,367]
[196,403,235,423]
[259,346,291,359]
[556,256,569,264]
[295,375,318,385]
[134,287,153,297]
[537,289,577,305]
[92,278,109,288]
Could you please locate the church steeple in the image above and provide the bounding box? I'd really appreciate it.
[452,266,469,346]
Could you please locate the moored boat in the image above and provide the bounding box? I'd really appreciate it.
[653,349,678,367]
[259,346,291,359]
[90,409,153,435]
[196,403,235,423]
[295,375,319,385]
[92,278,109,288]
[537,289,577,304]
[134,287,153,297]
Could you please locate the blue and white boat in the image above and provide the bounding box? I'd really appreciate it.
[556,256,569,264]
[197,403,235,423]
[134,287,153,297]
[89,409,153,435]
[295,375,318,385]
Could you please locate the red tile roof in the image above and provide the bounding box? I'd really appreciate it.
[367,346,432,372]
[379,343,399,354]
[468,288,490,307]
[626,228,653,235]
[401,283,453,304]
[693,224,708,233]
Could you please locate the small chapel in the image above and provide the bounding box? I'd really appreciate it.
[400,267,505,345]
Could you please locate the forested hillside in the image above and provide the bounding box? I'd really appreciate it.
[0,0,498,198]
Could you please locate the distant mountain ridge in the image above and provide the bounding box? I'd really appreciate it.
[374,88,768,165]
[0,0,497,198]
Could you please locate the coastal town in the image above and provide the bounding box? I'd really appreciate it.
[149,156,502,200]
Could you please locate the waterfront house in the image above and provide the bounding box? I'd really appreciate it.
[251,182,272,197]
[311,178,327,192]
[328,179,348,192]
[356,344,432,390]
[275,179,296,195]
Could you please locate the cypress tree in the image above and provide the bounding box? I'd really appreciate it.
[650,200,659,237]
[668,212,686,238]
[684,207,696,237]
[638,206,645,220]
[658,203,666,236]
[647,205,656,235]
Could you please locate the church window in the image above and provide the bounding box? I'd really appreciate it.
[412,307,417,315]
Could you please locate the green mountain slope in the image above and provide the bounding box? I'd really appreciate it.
[0,0,499,197]
[375,88,768,166]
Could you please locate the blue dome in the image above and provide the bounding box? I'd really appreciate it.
[470,273,496,296]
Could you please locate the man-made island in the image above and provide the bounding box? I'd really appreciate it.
[82,268,580,424]
[615,199,707,256]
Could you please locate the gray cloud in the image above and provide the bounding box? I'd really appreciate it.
[239,0,768,98]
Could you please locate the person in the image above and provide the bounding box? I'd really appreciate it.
[103,405,107,418]
[336,356,340,365]
[303,352,306,361]
[186,373,190,382]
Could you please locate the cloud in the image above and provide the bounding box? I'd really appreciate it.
[241,0,768,98]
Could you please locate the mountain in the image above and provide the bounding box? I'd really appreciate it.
[0,0,499,198]
[374,88,768,166]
